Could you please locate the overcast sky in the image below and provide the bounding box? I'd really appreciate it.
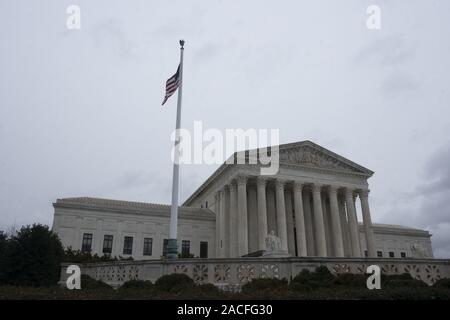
[1,1,449,257]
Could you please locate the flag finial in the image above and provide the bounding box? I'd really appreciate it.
[179,40,185,48]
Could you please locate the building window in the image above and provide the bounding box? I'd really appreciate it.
[181,240,190,257]
[123,236,133,255]
[81,233,93,253]
[143,238,153,256]
[102,235,113,254]
[389,251,395,258]
[200,241,208,258]
[377,251,383,257]
[163,239,169,257]
[400,252,406,258]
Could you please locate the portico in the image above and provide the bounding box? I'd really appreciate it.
[184,141,378,258]
[212,176,376,258]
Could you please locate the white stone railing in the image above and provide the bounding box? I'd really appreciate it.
[59,257,450,289]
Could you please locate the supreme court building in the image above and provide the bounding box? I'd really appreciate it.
[52,141,433,260]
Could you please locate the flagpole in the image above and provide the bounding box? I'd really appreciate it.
[167,40,184,259]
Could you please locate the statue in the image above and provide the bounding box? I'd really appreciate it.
[265,230,282,252]
[263,230,290,257]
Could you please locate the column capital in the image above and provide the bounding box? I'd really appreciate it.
[344,187,355,197]
[358,189,370,198]
[328,185,339,194]
[275,178,287,189]
[228,181,237,191]
[256,176,268,187]
[312,184,323,193]
[293,181,304,192]
[236,175,248,186]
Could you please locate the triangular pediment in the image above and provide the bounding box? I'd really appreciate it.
[276,141,373,175]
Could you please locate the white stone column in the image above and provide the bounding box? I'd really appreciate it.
[237,175,249,256]
[256,177,268,251]
[322,195,332,256]
[215,192,221,257]
[229,182,238,257]
[328,186,345,257]
[338,196,351,257]
[224,187,230,258]
[303,191,315,256]
[293,182,308,257]
[312,184,327,257]
[285,190,295,255]
[275,179,289,252]
[345,188,362,257]
[359,189,376,257]
[219,189,226,258]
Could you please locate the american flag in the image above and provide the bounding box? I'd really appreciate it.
[162,65,180,105]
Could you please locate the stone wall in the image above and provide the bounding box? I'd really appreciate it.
[60,257,450,290]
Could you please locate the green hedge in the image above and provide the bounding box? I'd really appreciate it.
[0,224,64,287]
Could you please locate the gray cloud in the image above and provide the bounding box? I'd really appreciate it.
[383,143,450,257]
[379,72,419,98]
[1,1,450,258]
[91,18,135,59]
[355,34,414,66]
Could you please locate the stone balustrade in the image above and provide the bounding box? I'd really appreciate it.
[59,257,450,290]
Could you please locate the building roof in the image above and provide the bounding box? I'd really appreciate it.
[53,197,215,221]
[360,222,431,237]
[183,140,374,205]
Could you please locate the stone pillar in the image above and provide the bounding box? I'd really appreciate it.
[229,182,238,257]
[328,186,345,257]
[345,188,362,257]
[322,194,332,256]
[219,189,226,258]
[312,184,327,256]
[256,177,268,251]
[303,191,315,256]
[224,187,230,258]
[293,182,308,257]
[215,192,221,257]
[338,196,351,257]
[359,189,376,257]
[275,179,289,251]
[285,190,295,255]
[237,175,248,256]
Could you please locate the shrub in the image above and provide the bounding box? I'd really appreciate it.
[154,273,195,293]
[119,279,154,290]
[242,278,288,294]
[333,273,367,288]
[382,273,427,288]
[194,283,224,298]
[80,274,113,291]
[178,252,195,259]
[433,278,450,289]
[290,266,335,291]
[0,232,7,283]
[0,224,64,286]
[62,248,133,263]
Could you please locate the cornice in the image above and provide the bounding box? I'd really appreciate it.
[54,198,215,222]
